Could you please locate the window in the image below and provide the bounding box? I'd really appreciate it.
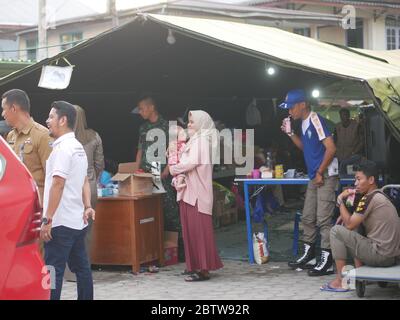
[293,28,311,37]
[60,32,83,51]
[386,15,400,50]
[26,38,38,61]
[346,18,364,48]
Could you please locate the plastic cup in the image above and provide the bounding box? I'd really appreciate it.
[252,169,261,179]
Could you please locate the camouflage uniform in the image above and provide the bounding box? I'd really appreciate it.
[138,116,184,260]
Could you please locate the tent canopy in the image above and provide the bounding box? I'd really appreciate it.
[1,14,400,162]
[354,49,400,68]
[147,14,400,81]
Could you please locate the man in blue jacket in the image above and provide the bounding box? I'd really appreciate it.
[280,89,338,276]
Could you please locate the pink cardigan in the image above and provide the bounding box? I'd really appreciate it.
[169,136,213,215]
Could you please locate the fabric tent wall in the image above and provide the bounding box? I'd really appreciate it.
[0,17,341,165]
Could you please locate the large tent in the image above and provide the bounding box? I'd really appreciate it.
[1,13,400,163]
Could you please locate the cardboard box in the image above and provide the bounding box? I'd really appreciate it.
[164,231,178,266]
[112,162,153,197]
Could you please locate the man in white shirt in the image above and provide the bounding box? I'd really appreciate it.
[40,101,95,300]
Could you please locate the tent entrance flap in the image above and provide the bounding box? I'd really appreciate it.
[367,77,400,143]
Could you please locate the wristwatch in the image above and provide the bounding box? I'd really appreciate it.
[42,217,52,225]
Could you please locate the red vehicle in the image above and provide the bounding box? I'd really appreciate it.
[0,136,49,300]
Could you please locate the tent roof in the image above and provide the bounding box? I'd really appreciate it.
[146,14,400,81]
[354,49,400,68]
[0,13,399,157]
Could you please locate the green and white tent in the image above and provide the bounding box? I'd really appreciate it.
[1,14,400,158]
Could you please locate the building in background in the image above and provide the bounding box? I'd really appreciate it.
[0,0,101,62]
[1,0,342,63]
[244,0,400,50]
[1,0,398,68]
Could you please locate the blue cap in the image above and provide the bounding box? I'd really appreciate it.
[279,89,306,109]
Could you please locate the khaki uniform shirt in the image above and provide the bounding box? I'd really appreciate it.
[7,118,52,203]
[355,190,400,258]
[335,119,362,161]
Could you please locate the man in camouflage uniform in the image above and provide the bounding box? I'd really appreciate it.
[134,94,184,261]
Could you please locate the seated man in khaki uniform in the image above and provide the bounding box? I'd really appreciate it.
[1,89,52,204]
[321,160,400,292]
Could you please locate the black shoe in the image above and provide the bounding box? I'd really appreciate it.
[307,249,334,276]
[288,242,317,270]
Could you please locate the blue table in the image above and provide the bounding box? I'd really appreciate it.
[234,177,355,264]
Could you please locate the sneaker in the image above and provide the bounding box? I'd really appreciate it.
[288,242,317,270]
[308,249,334,276]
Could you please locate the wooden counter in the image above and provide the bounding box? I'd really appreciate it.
[90,193,164,273]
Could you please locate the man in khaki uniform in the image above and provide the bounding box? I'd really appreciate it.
[321,160,400,292]
[334,108,363,162]
[334,108,364,175]
[1,89,52,204]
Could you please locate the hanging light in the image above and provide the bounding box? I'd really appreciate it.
[267,67,276,76]
[312,89,320,98]
[167,29,176,45]
[265,63,276,76]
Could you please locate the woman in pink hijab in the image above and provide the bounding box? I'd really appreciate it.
[169,110,223,281]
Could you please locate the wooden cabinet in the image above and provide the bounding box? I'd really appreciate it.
[90,194,164,273]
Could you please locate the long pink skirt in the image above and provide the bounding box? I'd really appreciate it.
[179,201,223,272]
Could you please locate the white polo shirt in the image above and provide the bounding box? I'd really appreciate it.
[43,132,88,230]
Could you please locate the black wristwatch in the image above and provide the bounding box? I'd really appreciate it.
[42,217,52,225]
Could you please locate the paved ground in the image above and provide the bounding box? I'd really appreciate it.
[61,198,400,300]
[61,260,400,300]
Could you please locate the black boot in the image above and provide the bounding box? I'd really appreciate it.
[307,248,334,276]
[288,242,317,270]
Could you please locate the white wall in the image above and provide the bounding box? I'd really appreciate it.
[318,26,346,45]
[18,19,114,61]
[370,16,386,50]
[278,4,389,49]
[0,39,18,60]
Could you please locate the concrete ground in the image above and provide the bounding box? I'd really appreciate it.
[61,199,400,300]
[61,260,400,300]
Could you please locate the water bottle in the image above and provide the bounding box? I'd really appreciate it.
[284,116,292,134]
[97,183,103,198]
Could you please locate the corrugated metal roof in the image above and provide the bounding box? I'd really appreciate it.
[242,0,400,9]
[120,0,341,22]
[15,0,342,36]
